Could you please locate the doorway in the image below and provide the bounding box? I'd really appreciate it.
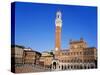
[53,62,56,69]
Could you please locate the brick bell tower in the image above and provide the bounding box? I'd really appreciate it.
[55,11,62,57]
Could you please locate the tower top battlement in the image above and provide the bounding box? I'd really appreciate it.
[56,11,62,19]
[55,11,62,27]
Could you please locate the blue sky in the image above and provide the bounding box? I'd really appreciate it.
[14,2,97,52]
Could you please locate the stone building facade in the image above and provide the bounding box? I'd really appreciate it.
[11,46,41,65]
[39,38,97,70]
[39,51,53,68]
[11,45,24,64]
[24,48,41,65]
[11,45,25,73]
[52,38,97,70]
[11,45,41,73]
